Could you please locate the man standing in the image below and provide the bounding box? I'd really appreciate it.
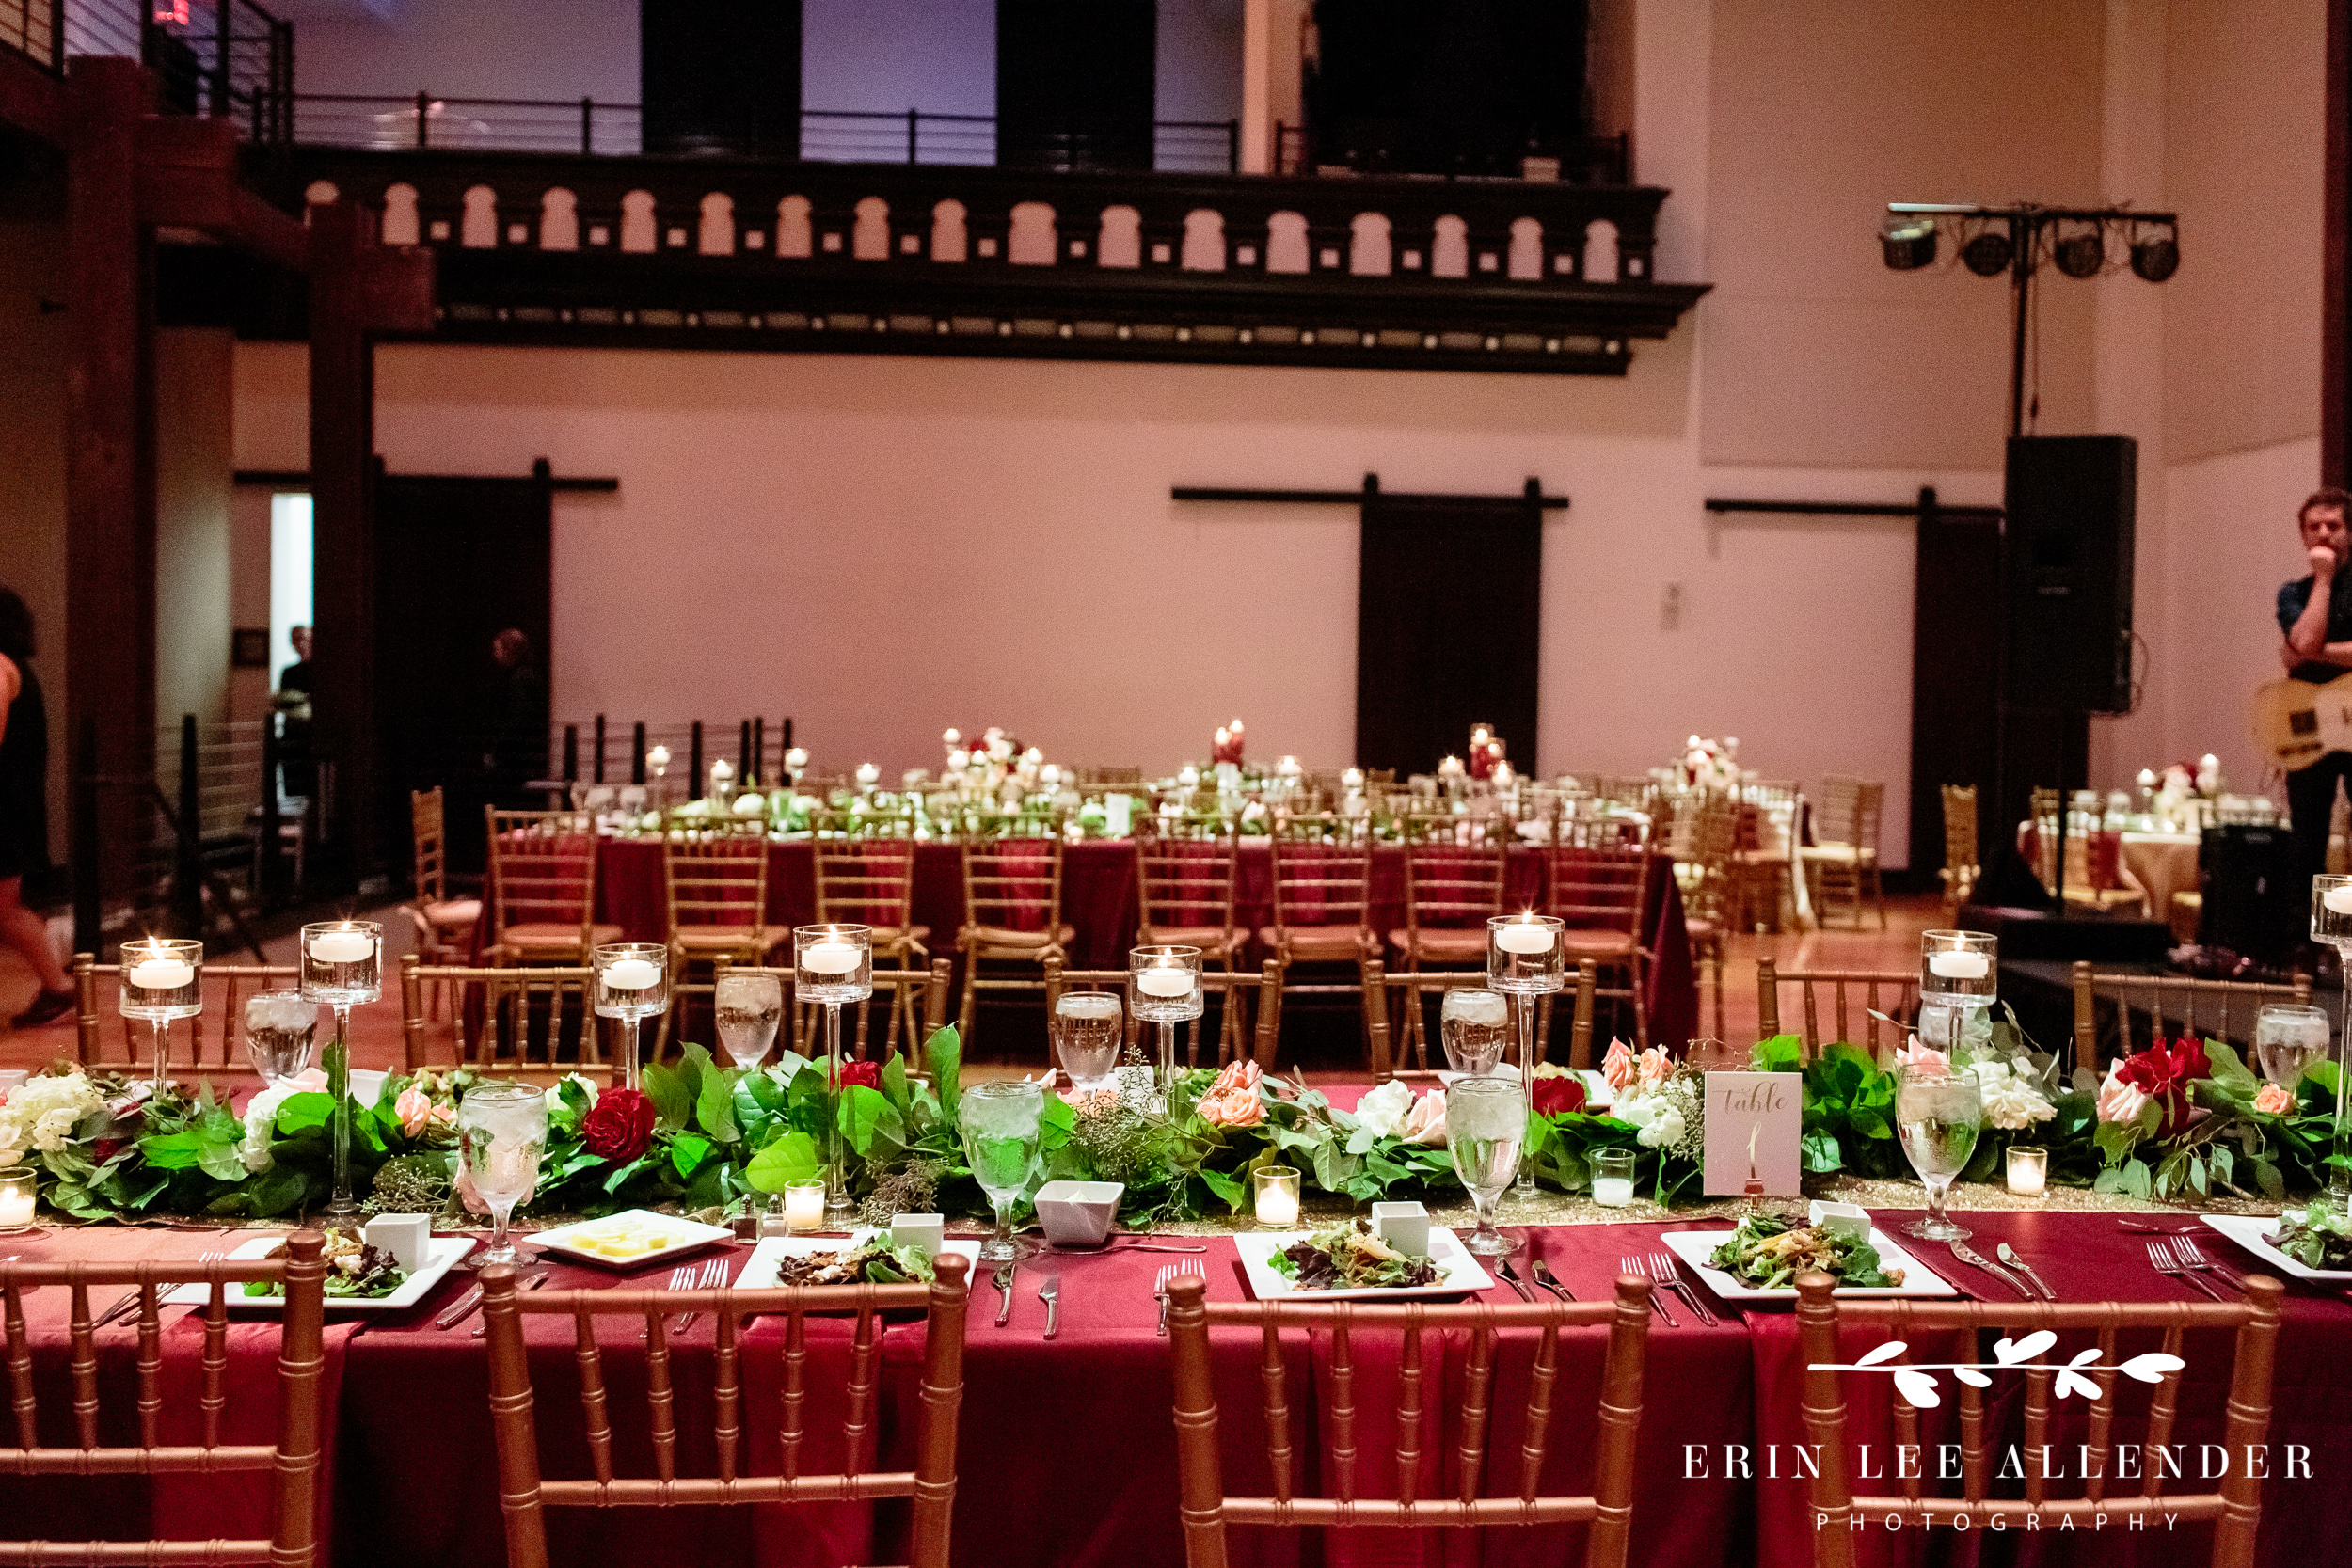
[483,628,547,810]
[2277,487,2352,891]
[273,625,314,800]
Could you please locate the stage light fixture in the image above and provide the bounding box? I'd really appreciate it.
[1961,230,2012,277]
[2054,223,2106,279]
[2131,223,2179,282]
[1881,212,1937,271]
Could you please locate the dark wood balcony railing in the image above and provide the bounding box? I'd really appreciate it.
[275,146,1708,375]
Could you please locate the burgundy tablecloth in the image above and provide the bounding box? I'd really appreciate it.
[569,840,1699,1052]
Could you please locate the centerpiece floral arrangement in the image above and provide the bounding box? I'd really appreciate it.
[1667,735,1742,791]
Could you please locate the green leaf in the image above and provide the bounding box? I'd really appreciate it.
[135,1132,204,1171]
[836,1085,905,1158]
[2201,1039,2259,1095]
[925,1025,961,1118]
[2255,1157,2286,1198]
[1197,1167,1245,1211]
[746,1132,819,1192]
[1038,1094,1077,1154]
[881,1053,910,1114]
[1752,1035,1804,1073]
[671,1132,714,1180]
[642,1062,692,1130]
[196,1139,248,1183]
[694,1069,741,1144]
[272,1092,336,1136]
[2122,1157,2153,1200]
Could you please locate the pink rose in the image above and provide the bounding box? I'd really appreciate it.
[1400,1090,1447,1146]
[1634,1046,1674,1089]
[451,1161,490,1217]
[286,1068,329,1094]
[2096,1072,2150,1126]
[394,1085,453,1138]
[1603,1038,1635,1093]
[1197,1060,1264,1127]
[2253,1083,2295,1116]
[1894,1037,1951,1078]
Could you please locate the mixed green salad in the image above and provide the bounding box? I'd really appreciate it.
[244,1228,407,1299]
[1705,1212,1907,1291]
[772,1231,939,1286]
[2269,1202,2352,1270]
[1268,1219,1442,1291]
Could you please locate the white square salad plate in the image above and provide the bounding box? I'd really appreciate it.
[165,1232,475,1313]
[2198,1212,2352,1281]
[1232,1226,1495,1302]
[530,1209,735,1270]
[737,1234,984,1289]
[1659,1227,1962,1301]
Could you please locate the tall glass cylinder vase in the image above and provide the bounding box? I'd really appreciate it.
[1919,929,1997,1053]
[1130,945,1203,1107]
[1487,914,1564,1194]
[300,921,380,1224]
[2311,879,2352,1212]
[796,924,872,1225]
[120,938,203,1099]
[592,942,669,1093]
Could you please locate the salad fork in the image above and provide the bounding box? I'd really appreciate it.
[1621,1256,1677,1326]
[2147,1239,2223,1301]
[1649,1250,1719,1327]
[674,1258,731,1334]
[1153,1257,1205,1337]
[2168,1234,2247,1293]
[644,1264,696,1338]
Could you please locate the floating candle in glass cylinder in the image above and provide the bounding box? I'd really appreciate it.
[0,1166,35,1230]
[126,956,194,991]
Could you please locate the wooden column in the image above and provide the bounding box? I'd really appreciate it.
[65,56,158,937]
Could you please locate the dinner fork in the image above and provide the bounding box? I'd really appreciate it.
[644,1264,697,1338]
[2168,1234,2248,1293]
[1152,1257,1205,1337]
[1649,1250,1719,1327]
[1621,1256,1677,1326]
[2147,1240,2224,1301]
[673,1258,731,1334]
[98,1249,223,1329]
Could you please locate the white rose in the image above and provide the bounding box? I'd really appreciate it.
[545,1072,600,1115]
[1354,1080,1415,1139]
[1636,1103,1685,1149]
[30,1109,79,1151]
[239,1085,297,1173]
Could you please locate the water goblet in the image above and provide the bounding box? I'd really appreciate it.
[714,970,784,1071]
[1439,988,1509,1076]
[2253,1003,2330,1092]
[1487,914,1564,1192]
[120,937,203,1096]
[242,990,319,1088]
[796,924,873,1223]
[2312,876,2352,1212]
[1129,945,1202,1103]
[960,1079,1044,1265]
[593,942,669,1092]
[1445,1076,1525,1259]
[1053,989,1123,1095]
[1895,1063,1982,1241]
[457,1081,548,1267]
[301,920,381,1223]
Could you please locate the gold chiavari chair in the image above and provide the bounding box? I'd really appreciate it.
[1166,1272,1654,1568]
[1041,958,1280,1074]
[403,785,482,971]
[1387,816,1508,1064]
[72,955,299,1077]
[719,958,955,1072]
[1671,789,1739,1044]
[1799,776,1887,929]
[1258,812,1382,1066]
[399,955,621,1083]
[1730,778,1801,932]
[1940,784,1980,921]
[1795,1272,2281,1566]
[660,815,783,1055]
[954,825,1073,1047]
[1361,958,1603,1079]
[814,809,930,967]
[2029,788,2146,914]
[1543,816,1653,1049]
[485,808,621,965]
[1754,958,1918,1063]
[1079,765,1145,788]
[0,1233,329,1568]
[1136,816,1248,1061]
[2069,963,2313,1076]
[481,1255,971,1568]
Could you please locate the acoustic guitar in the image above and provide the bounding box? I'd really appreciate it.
[2249,671,2352,769]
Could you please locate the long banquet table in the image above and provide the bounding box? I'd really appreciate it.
[7,1200,2347,1568]
[557,837,1699,1050]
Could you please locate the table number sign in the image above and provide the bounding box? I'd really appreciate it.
[1703,1072,1802,1196]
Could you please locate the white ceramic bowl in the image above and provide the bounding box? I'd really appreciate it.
[1034,1180,1124,1246]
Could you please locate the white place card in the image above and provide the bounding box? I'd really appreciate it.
[1702,1071,1802,1197]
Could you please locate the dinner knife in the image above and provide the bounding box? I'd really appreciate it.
[993,1263,1014,1327]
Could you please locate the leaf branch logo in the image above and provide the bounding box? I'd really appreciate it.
[1811,1332,2184,1408]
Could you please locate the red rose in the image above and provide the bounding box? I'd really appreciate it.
[1532,1074,1586,1117]
[580,1087,657,1162]
[2116,1037,2208,1137]
[833,1059,883,1092]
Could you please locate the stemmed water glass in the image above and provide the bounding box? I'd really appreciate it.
[300,921,380,1224]
[2253,1004,2330,1094]
[243,990,319,1088]
[1129,945,1202,1104]
[1053,989,1123,1094]
[714,970,784,1071]
[960,1079,1044,1265]
[1440,988,1509,1076]
[1895,1064,1982,1241]
[2312,876,2352,1212]
[796,924,872,1225]
[1487,914,1563,1193]
[593,942,668,1092]
[457,1081,548,1267]
[120,937,202,1097]
[1445,1076,1524,1259]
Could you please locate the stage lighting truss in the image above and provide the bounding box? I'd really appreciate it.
[1882,202,2178,287]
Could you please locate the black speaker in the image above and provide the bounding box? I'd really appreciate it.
[2002,435,2137,713]
[2197,825,2302,964]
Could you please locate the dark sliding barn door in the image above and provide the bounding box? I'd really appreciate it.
[1356,493,1542,777]
[1909,506,2004,879]
[374,475,553,875]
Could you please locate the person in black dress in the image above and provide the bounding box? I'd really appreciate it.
[0,588,72,1026]
[273,624,314,800]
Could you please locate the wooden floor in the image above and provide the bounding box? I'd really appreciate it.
[0,890,1952,1082]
